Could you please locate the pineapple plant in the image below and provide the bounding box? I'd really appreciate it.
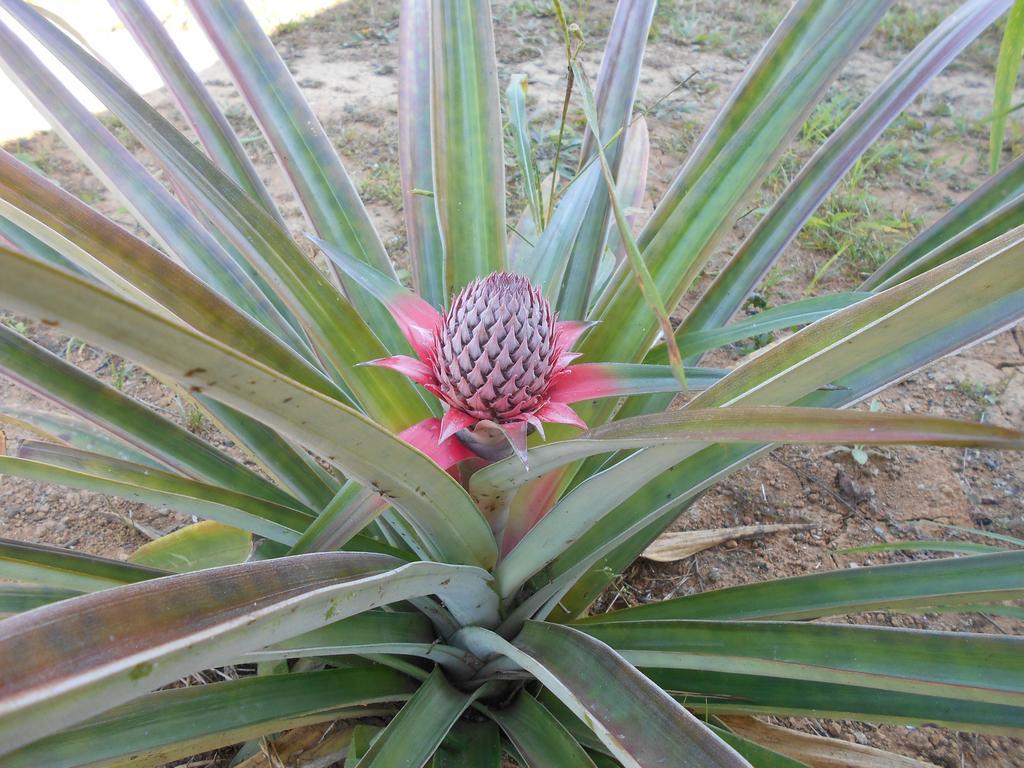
[0,0,1022,766]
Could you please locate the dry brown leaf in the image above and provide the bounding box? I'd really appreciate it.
[721,716,938,768]
[236,722,354,768]
[0,429,6,456]
[642,523,811,562]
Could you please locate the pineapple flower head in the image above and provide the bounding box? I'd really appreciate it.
[367,272,607,463]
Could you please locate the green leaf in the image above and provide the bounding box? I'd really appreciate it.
[185,0,409,354]
[457,623,749,768]
[491,407,1022,598]
[197,397,341,511]
[680,0,1006,341]
[2,667,413,768]
[990,0,1024,173]
[0,250,498,568]
[108,0,283,223]
[507,74,545,235]
[0,14,305,351]
[581,619,1024,707]
[243,610,481,680]
[431,0,507,292]
[0,537,167,592]
[399,0,446,308]
[865,154,1024,290]
[0,554,496,756]
[574,550,1024,622]
[0,2,431,427]
[551,231,1024,618]
[491,692,598,768]
[572,59,687,389]
[0,584,81,615]
[129,521,253,572]
[0,406,162,468]
[557,1,656,319]
[650,668,1024,734]
[431,720,502,768]
[0,211,87,277]
[353,668,477,768]
[0,324,307,509]
[583,1,889,379]
[838,540,1005,555]
[0,149,336,399]
[4,446,314,544]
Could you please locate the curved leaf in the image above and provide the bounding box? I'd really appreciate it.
[0,249,498,568]
[0,537,167,592]
[184,0,408,354]
[680,0,1009,340]
[353,668,477,768]
[129,521,253,573]
[491,692,598,768]
[3,667,413,768]
[0,554,496,756]
[456,622,750,768]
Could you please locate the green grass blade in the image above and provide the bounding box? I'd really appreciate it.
[0,250,497,568]
[457,623,750,768]
[0,537,167,592]
[864,153,1024,289]
[399,0,445,308]
[431,0,507,292]
[491,692,598,768]
[990,0,1024,172]
[353,668,477,768]
[0,554,495,756]
[2,665,413,768]
[108,0,284,224]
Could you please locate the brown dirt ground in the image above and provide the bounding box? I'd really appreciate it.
[2,0,1023,766]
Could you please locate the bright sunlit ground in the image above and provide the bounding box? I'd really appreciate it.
[0,0,344,141]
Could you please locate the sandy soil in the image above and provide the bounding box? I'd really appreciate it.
[1,0,1022,765]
